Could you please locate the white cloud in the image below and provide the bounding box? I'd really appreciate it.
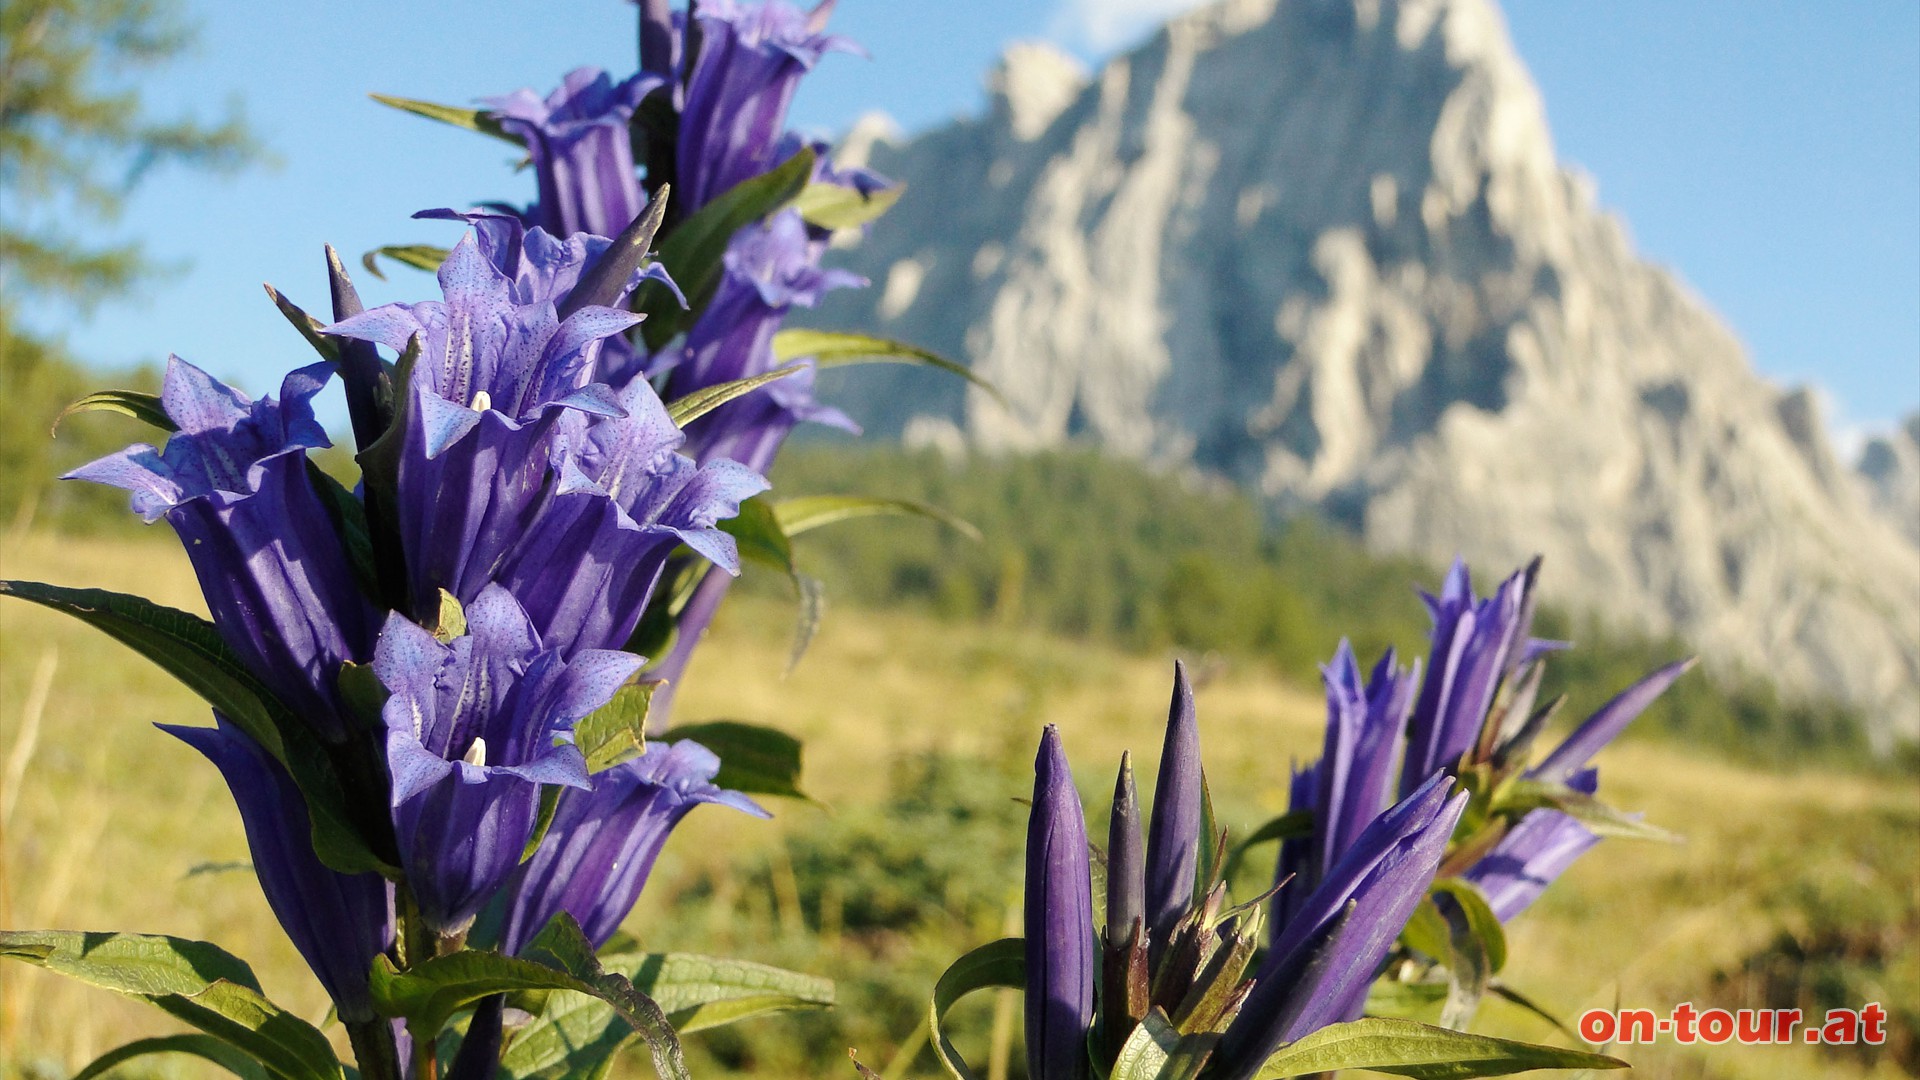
[1051,0,1214,52]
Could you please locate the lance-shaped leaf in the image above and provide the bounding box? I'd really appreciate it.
[658,720,807,800]
[497,953,829,1080]
[1110,1010,1181,1080]
[0,931,341,1080]
[261,285,341,364]
[53,390,176,435]
[1223,809,1312,882]
[1249,1017,1626,1079]
[0,580,393,876]
[359,244,450,280]
[790,180,904,230]
[1490,778,1681,843]
[664,365,803,427]
[369,93,521,145]
[70,1034,271,1080]
[636,147,816,348]
[774,494,983,543]
[928,937,1026,1080]
[772,328,1005,405]
[373,915,687,1080]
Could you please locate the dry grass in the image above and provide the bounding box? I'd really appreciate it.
[0,531,1913,1079]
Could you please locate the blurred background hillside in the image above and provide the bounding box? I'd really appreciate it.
[1,0,1915,1078]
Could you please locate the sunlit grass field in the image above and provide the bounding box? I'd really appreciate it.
[1,530,1913,1079]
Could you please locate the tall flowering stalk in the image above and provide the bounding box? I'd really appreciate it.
[929,666,1625,1080]
[0,3,913,1077]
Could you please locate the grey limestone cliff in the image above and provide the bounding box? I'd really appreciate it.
[804,0,1920,745]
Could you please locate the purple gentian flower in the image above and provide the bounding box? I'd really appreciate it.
[492,375,766,654]
[326,227,751,649]
[676,0,858,212]
[1398,561,1551,795]
[67,357,379,742]
[163,716,394,1021]
[373,585,642,934]
[484,68,657,240]
[497,739,767,954]
[1025,724,1095,1080]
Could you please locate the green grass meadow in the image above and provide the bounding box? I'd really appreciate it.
[1,526,1913,1079]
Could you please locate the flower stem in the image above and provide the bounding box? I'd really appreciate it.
[346,1019,403,1080]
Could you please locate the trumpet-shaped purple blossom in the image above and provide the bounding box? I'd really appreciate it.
[1462,770,1601,922]
[326,225,758,650]
[677,0,858,212]
[498,740,767,954]
[68,357,379,742]
[163,716,394,1021]
[484,68,655,241]
[374,586,642,933]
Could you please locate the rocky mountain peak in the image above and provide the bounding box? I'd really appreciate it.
[804,0,1920,746]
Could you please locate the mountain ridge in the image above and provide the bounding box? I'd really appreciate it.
[803,0,1920,746]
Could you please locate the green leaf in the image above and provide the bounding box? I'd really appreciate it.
[664,366,803,428]
[0,580,393,877]
[359,245,450,281]
[520,783,565,864]
[620,952,835,1031]
[1492,778,1681,843]
[53,389,176,435]
[262,284,342,364]
[636,148,816,348]
[786,572,825,674]
[789,180,904,230]
[719,496,795,575]
[1432,880,1507,974]
[374,916,687,1080]
[369,94,520,146]
[1110,1009,1180,1079]
[71,1034,272,1080]
[773,494,983,543]
[928,937,1024,1080]
[1251,1017,1627,1079]
[1432,890,1490,1030]
[576,679,659,774]
[658,720,806,800]
[0,931,341,1080]
[1364,979,1449,1020]
[498,954,832,1080]
[771,328,1005,405]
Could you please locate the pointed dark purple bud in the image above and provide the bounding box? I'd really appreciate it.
[1106,752,1143,948]
[557,187,671,321]
[1026,725,1094,1080]
[326,245,392,451]
[1215,775,1466,1079]
[1144,661,1201,966]
[445,995,503,1080]
[1531,658,1695,782]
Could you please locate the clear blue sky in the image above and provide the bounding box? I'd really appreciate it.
[34,0,1920,443]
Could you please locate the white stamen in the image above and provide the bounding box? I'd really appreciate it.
[461,737,487,767]
[470,390,492,413]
